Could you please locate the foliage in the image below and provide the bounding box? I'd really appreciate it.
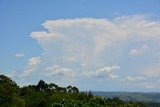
[0,74,150,107]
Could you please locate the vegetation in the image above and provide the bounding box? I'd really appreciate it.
[0,74,148,107]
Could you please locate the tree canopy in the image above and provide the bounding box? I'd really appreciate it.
[0,74,148,107]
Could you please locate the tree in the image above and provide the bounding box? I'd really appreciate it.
[72,86,79,93]
[20,85,36,96]
[0,74,146,107]
[0,75,25,106]
[36,80,48,91]
[66,85,72,93]
[0,74,19,97]
[48,83,58,90]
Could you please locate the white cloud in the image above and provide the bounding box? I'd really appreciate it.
[125,76,145,81]
[109,74,119,79]
[129,45,149,56]
[20,56,41,78]
[145,85,159,89]
[31,15,160,64]
[145,78,160,90]
[45,65,75,78]
[113,15,160,38]
[15,53,25,58]
[7,70,17,78]
[28,56,41,66]
[145,81,160,89]
[28,15,160,84]
[83,65,120,79]
[31,18,127,58]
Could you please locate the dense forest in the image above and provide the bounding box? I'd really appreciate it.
[0,74,148,107]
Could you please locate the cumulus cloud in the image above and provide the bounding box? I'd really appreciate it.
[45,65,75,78]
[129,45,149,56]
[20,56,41,78]
[125,76,145,81]
[27,57,41,66]
[15,53,25,58]
[83,65,120,79]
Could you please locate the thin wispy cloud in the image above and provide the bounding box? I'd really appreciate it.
[129,45,149,56]
[15,53,25,58]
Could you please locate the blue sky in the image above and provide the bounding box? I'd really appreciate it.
[0,0,160,92]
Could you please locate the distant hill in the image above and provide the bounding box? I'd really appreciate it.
[93,91,160,103]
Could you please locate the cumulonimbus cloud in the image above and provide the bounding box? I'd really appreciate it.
[31,15,160,57]
[26,15,160,83]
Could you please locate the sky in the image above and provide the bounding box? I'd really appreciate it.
[0,0,160,92]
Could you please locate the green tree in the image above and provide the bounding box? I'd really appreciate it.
[66,85,72,93]
[36,80,48,91]
[0,75,25,107]
[72,86,79,93]
[0,74,146,107]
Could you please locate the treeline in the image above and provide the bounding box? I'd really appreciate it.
[0,74,146,107]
